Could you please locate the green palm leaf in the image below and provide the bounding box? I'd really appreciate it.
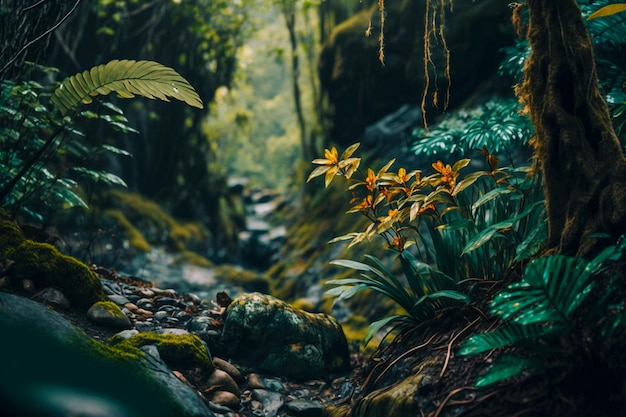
[490,255,593,325]
[458,322,564,356]
[52,60,203,114]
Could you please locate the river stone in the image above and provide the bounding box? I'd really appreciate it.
[221,293,350,379]
[283,399,323,417]
[0,291,215,417]
[86,301,132,329]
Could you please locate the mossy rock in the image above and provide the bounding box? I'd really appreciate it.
[175,250,213,268]
[215,264,268,292]
[10,240,104,310]
[113,332,214,373]
[101,209,151,252]
[106,190,210,252]
[0,209,25,258]
[0,291,212,417]
[87,301,132,329]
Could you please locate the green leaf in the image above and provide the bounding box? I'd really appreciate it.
[458,322,563,356]
[471,187,514,212]
[475,354,542,387]
[514,218,548,262]
[52,60,204,115]
[363,315,404,346]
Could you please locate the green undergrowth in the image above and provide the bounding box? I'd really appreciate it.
[265,174,403,352]
[102,189,212,258]
[0,209,104,310]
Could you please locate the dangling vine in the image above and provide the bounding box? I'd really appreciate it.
[375,0,453,127]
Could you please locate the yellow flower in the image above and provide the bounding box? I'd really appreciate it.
[325,147,339,165]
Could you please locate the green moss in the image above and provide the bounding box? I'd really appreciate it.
[102,209,151,252]
[322,405,351,417]
[215,264,267,291]
[92,300,127,320]
[107,190,210,252]
[114,332,214,372]
[10,241,104,310]
[0,209,25,258]
[175,250,213,268]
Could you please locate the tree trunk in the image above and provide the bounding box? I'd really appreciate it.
[516,0,626,257]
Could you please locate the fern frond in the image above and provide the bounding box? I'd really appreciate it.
[52,60,203,114]
[458,322,564,356]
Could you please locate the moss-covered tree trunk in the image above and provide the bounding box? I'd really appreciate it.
[516,0,626,257]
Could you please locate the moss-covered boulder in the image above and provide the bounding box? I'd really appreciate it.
[87,301,132,329]
[0,291,214,417]
[10,240,104,310]
[0,209,25,258]
[113,332,214,373]
[222,293,351,379]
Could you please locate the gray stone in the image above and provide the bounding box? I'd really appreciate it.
[107,294,130,305]
[86,301,132,329]
[252,389,283,417]
[115,329,139,340]
[221,293,351,379]
[283,399,324,417]
[0,291,215,417]
[36,287,71,309]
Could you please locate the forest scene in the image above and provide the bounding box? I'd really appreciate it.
[2,0,626,416]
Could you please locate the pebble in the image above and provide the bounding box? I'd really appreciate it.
[36,287,71,309]
[91,274,353,417]
[206,369,240,396]
[283,399,323,417]
[87,302,132,329]
[107,294,130,305]
[208,390,240,410]
[213,357,243,383]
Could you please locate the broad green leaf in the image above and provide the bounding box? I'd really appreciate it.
[458,323,562,356]
[53,60,204,115]
[363,315,404,346]
[471,187,514,212]
[514,219,548,262]
[475,354,542,387]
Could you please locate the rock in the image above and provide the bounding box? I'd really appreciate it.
[86,301,132,329]
[36,287,71,309]
[247,373,284,392]
[112,331,214,372]
[113,329,139,341]
[206,369,240,396]
[222,293,351,379]
[10,241,104,310]
[283,399,324,417]
[107,294,130,305]
[208,390,240,410]
[0,291,215,417]
[252,389,283,417]
[213,357,243,383]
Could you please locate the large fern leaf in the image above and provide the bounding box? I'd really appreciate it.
[52,60,203,114]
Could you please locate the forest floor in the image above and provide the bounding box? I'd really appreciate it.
[21,255,626,417]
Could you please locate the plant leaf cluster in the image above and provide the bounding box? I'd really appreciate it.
[0,60,202,224]
[308,143,545,346]
[459,237,626,387]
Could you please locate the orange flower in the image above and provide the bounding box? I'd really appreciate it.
[397,167,409,184]
[390,235,406,251]
[432,160,457,189]
[380,186,400,203]
[365,168,377,192]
